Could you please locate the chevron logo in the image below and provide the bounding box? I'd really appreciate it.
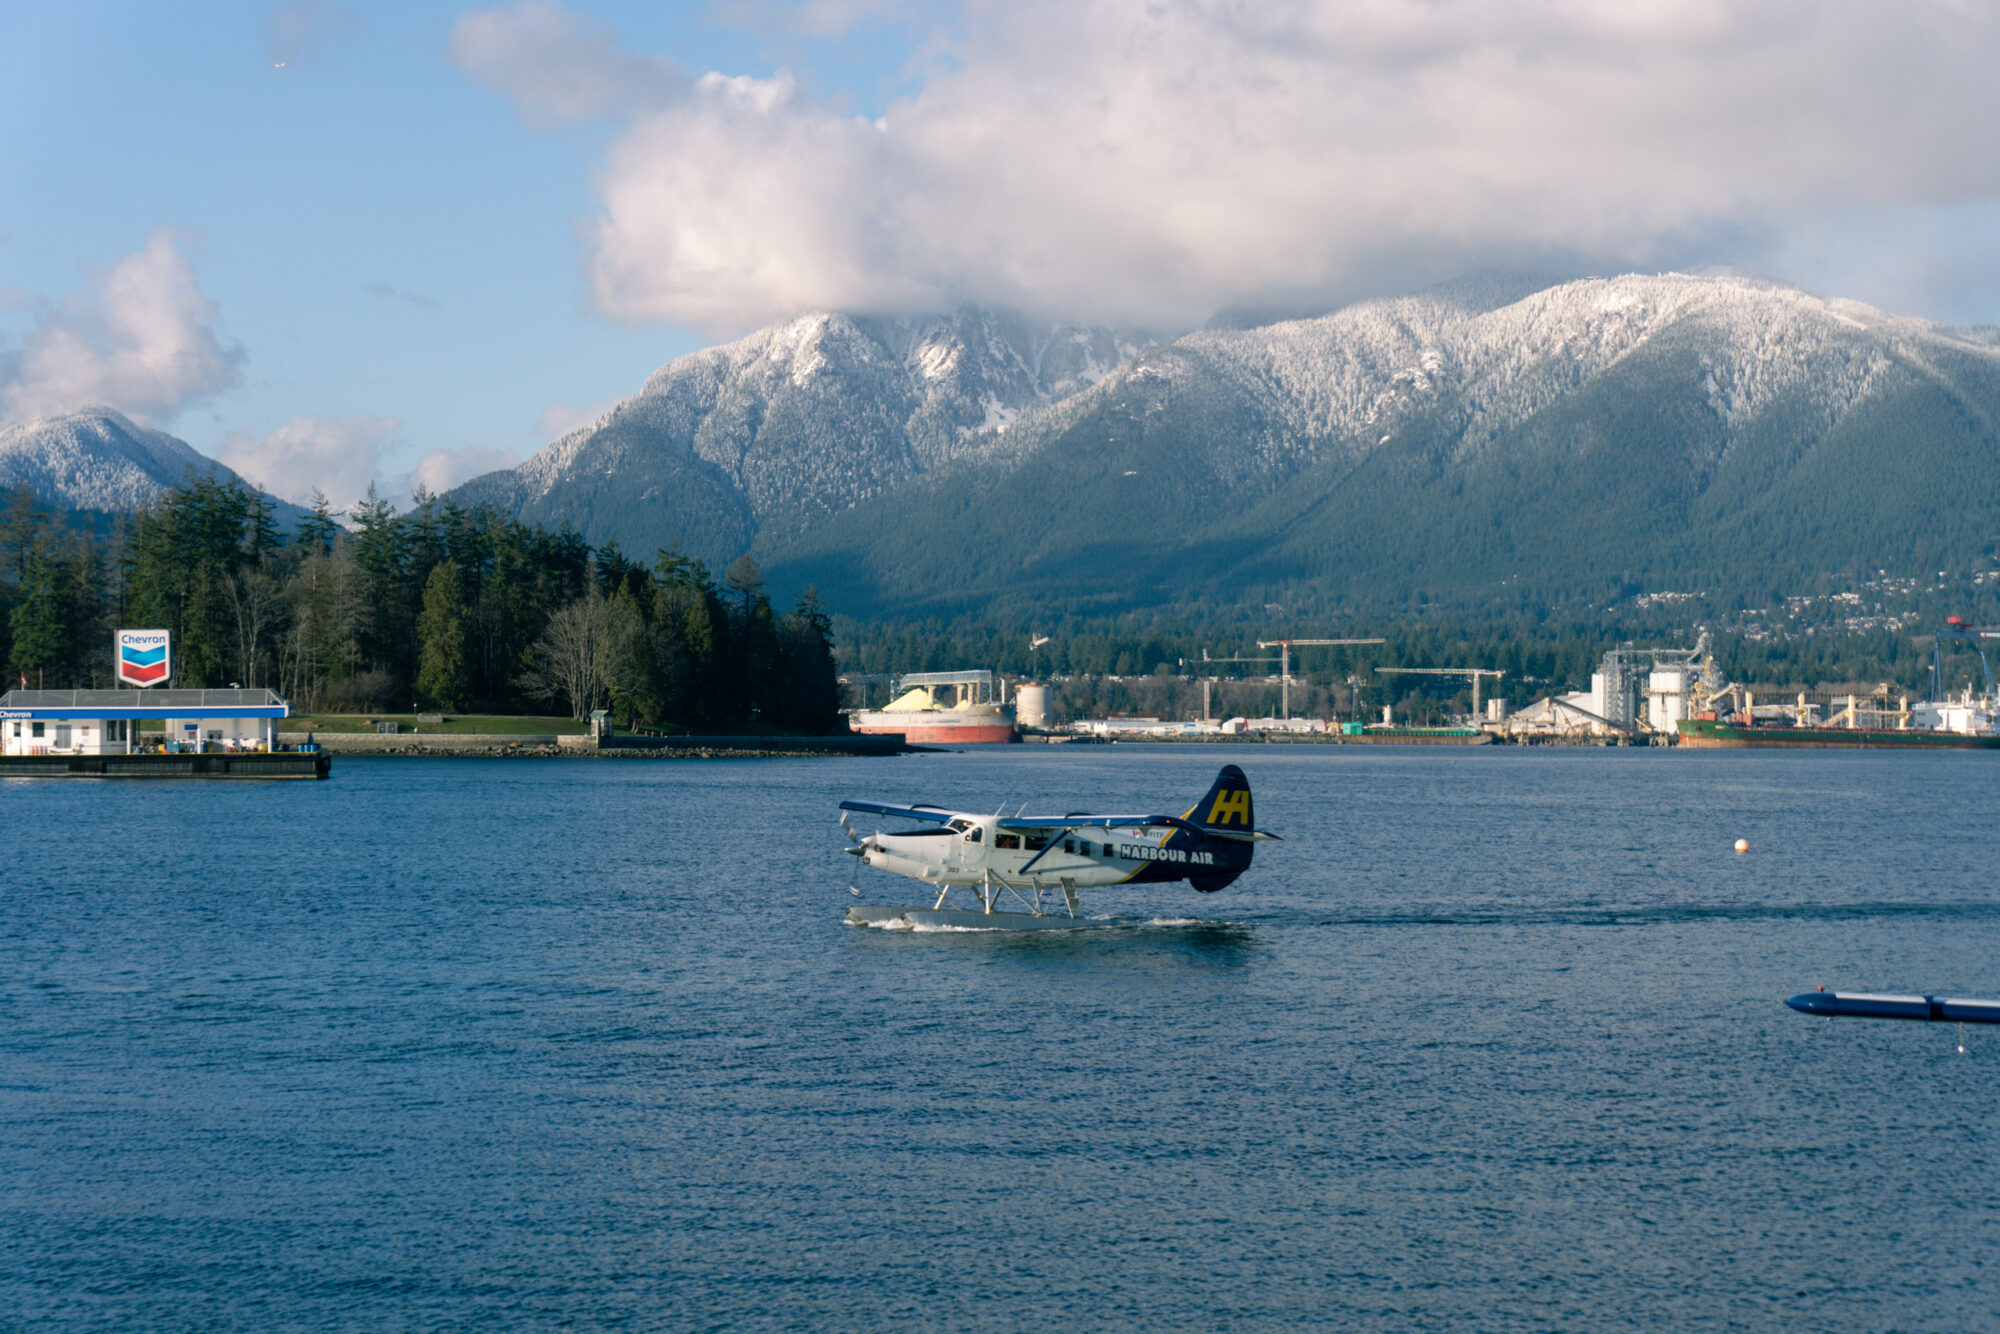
[116,632,171,687]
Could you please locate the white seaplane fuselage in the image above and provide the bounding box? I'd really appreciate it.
[839,764,1272,930]
[859,815,1222,890]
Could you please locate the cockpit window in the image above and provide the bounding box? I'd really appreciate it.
[964,826,983,843]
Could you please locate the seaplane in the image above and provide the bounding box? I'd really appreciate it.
[839,764,1278,929]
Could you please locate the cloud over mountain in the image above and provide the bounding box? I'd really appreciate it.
[0,231,244,429]
[218,414,400,510]
[452,0,2000,335]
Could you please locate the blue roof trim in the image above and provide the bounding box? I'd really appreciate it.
[0,707,288,720]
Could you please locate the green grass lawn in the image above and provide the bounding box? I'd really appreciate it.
[270,715,589,735]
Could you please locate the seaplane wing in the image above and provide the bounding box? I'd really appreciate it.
[997,812,1282,841]
[837,799,957,824]
[839,764,1278,930]
[996,813,1181,830]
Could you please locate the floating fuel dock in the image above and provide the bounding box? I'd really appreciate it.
[0,688,329,779]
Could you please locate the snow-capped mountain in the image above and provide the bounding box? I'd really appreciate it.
[1129,271,1995,480]
[447,308,1155,565]
[0,408,305,521]
[772,273,2000,614]
[444,273,2000,614]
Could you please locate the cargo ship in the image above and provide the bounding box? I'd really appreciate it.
[847,670,1018,744]
[1677,719,2000,749]
[1678,695,2000,750]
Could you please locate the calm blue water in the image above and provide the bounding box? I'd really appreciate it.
[4,745,1999,1331]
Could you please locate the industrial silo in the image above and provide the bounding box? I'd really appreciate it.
[1014,683,1051,729]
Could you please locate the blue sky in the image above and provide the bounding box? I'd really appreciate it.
[0,0,924,503]
[6,1,1999,509]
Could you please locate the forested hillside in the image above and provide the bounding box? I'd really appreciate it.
[446,308,1151,567]
[0,481,839,733]
[767,276,2000,620]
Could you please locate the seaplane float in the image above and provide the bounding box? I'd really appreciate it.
[839,763,1279,929]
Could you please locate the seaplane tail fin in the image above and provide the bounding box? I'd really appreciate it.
[1183,764,1258,893]
[1187,764,1254,834]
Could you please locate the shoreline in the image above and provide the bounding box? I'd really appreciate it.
[277,732,918,758]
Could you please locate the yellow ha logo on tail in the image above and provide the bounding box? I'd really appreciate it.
[1206,788,1251,826]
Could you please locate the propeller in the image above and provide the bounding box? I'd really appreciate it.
[840,812,864,895]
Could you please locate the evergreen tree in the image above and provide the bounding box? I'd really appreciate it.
[347,484,409,676]
[1,485,45,587]
[297,490,341,556]
[778,586,841,733]
[124,474,257,686]
[9,541,73,688]
[65,535,110,687]
[416,560,472,710]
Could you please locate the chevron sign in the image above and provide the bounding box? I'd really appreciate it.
[116,630,171,687]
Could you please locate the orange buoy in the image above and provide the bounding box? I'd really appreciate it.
[1733,838,1750,854]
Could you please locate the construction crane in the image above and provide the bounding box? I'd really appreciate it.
[1375,666,1506,723]
[1199,647,1281,723]
[1256,638,1387,718]
[1933,617,2000,699]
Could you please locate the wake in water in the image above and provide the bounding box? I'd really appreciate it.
[1289,900,2000,929]
[847,912,1235,933]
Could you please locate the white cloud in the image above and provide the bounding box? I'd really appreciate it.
[218,414,399,511]
[264,0,364,68]
[714,0,916,40]
[456,0,2000,331]
[450,0,686,127]
[0,230,244,428]
[407,443,522,496]
[363,280,436,308]
[534,397,618,440]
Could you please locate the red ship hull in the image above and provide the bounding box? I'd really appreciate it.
[849,716,1018,744]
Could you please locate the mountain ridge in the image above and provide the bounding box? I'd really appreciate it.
[0,409,312,525]
[14,274,1995,624]
[758,274,2000,616]
[445,307,1158,564]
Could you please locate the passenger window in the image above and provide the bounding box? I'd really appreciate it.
[995,834,1020,850]
[1063,840,1075,854]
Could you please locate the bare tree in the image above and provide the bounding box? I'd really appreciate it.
[519,594,615,720]
[225,564,283,688]
[723,553,765,618]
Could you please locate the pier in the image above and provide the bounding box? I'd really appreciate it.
[0,751,330,779]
